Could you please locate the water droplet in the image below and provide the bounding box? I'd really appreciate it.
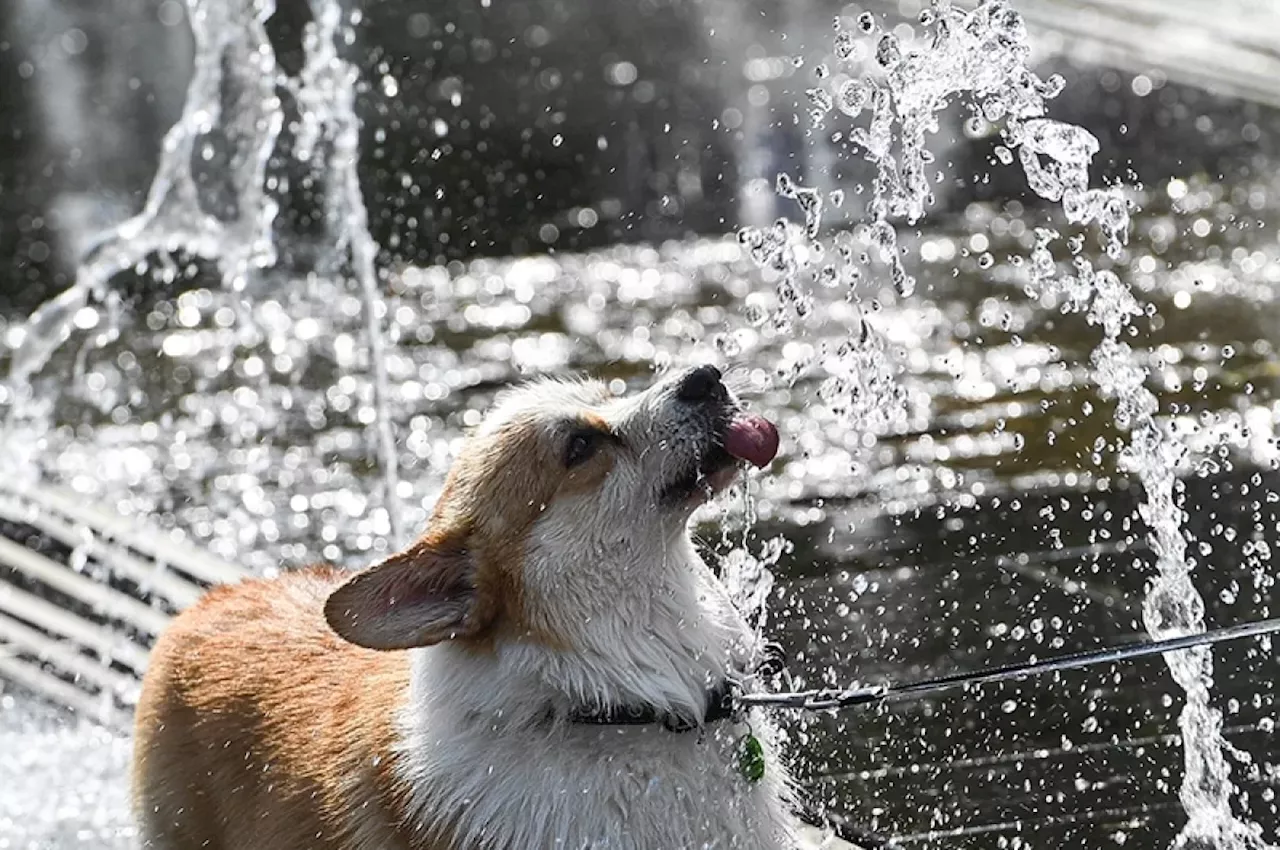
[835,80,871,117]
[807,88,834,114]
[834,32,856,60]
[714,333,742,357]
[875,34,902,68]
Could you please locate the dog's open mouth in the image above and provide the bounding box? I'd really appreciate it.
[660,412,780,505]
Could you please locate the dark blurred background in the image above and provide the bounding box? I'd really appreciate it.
[2,0,1279,315]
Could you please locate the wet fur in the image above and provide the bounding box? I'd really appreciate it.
[133,374,798,849]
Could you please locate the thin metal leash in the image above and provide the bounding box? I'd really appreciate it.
[762,617,1280,848]
[742,616,1280,712]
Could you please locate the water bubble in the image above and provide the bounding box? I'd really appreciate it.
[835,80,871,117]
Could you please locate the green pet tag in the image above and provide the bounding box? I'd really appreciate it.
[737,732,765,783]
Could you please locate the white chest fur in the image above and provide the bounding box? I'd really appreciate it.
[396,695,796,849]
[394,550,798,849]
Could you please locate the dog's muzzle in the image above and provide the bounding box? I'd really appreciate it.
[658,366,780,505]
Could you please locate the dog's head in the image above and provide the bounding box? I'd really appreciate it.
[324,366,778,651]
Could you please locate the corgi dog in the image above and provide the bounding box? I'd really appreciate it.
[132,365,803,850]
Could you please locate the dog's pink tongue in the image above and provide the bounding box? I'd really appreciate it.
[724,414,780,468]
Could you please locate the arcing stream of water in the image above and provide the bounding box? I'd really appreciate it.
[0,0,403,543]
[740,2,1272,847]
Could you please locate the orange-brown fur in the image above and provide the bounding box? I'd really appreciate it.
[132,565,445,849]
[134,408,616,848]
[413,410,617,648]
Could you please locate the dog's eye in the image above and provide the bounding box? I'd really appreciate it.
[564,430,600,468]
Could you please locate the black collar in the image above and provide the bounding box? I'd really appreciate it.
[569,680,738,733]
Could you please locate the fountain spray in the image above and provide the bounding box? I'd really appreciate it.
[0,0,404,546]
[742,2,1274,846]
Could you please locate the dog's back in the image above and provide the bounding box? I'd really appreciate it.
[133,566,427,850]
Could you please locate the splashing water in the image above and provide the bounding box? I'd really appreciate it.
[0,0,403,543]
[748,1,1274,845]
[1,0,279,483]
[288,1,403,544]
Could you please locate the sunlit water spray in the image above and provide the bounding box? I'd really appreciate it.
[0,0,1273,845]
[742,1,1272,846]
[0,0,403,544]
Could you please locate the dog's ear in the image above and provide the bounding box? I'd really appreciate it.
[324,540,490,650]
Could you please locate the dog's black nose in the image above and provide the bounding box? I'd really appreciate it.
[676,365,724,403]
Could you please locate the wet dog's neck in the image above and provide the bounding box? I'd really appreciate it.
[409,529,753,730]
